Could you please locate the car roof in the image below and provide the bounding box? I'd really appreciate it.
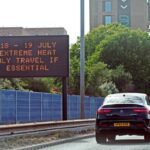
[106,93,147,99]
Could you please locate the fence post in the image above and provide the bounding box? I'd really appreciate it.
[62,77,67,120]
[41,92,43,121]
[29,92,31,122]
[15,90,17,123]
[0,91,2,123]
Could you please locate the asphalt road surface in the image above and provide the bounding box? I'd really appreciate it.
[40,135,150,150]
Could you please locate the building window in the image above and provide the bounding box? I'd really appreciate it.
[103,16,112,25]
[103,1,112,12]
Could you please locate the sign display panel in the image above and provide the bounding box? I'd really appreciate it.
[0,35,69,77]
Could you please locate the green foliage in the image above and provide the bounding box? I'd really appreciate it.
[69,34,113,95]
[0,78,27,90]
[97,28,150,94]
[85,23,129,58]
[0,79,13,89]
[68,40,80,94]
[0,76,61,94]
[99,81,119,97]
[22,78,51,92]
[111,65,132,92]
[70,23,150,95]
[85,62,111,96]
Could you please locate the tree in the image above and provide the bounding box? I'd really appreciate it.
[111,65,132,92]
[90,26,150,94]
[68,40,80,94]
[69,36,113,96]
[69,24,126,95]
[85,62,112,96]
[0,78,27,90]
[85,24,128,58]
[99,81,119,97]
[21,78,50,92]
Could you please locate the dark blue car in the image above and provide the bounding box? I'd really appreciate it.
[96,93,150,143]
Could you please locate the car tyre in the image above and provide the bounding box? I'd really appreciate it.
[107,135,116,143]
[96,132,106,144]
[144,133,150,142]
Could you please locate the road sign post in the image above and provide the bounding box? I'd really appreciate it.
[80,0,85,119]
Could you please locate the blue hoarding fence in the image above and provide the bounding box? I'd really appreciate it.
[0,90,104,124]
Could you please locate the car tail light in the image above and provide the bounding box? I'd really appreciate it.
[136,123,144,127]
[98,122,108,127]
[133,108,148,114]
[97,108,112,114]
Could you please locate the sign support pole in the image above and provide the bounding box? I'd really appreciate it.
[62,77,67,120]
[80,0,85,119]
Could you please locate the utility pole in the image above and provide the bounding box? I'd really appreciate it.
[80,0,85,119]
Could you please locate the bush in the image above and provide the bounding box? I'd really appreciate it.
[99,81,119,97]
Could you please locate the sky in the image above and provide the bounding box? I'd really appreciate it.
[0,0,89,44]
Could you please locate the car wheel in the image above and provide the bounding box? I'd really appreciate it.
[96,132,107,144]
[144,133,150,142]
[107,135,116,143]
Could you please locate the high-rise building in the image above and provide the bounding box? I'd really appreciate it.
[148,0,150,25]
[90,0,149,31]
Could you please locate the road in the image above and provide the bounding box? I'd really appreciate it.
[40,135,150,150]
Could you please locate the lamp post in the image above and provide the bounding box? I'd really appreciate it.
[80,0,85,119]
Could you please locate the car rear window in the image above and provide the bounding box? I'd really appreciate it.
[104,95,145,105]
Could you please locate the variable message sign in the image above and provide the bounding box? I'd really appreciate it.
[0,35,69,77]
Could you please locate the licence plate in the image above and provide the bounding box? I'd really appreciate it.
[114,122,130,127]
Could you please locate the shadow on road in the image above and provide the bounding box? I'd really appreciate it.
[103,139,149,145]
